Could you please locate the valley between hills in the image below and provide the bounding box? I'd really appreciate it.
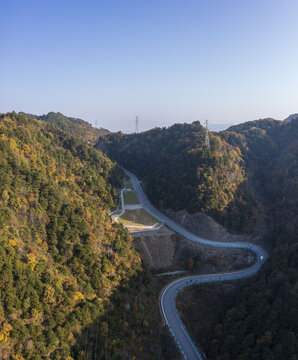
[0,112,297,360]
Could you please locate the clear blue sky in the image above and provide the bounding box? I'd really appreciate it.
[1,0,298,132]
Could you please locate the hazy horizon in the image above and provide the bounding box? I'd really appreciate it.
[8,109,292,134]
[1,0,298,132]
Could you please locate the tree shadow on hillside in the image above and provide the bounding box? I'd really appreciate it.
[70,267,180,360]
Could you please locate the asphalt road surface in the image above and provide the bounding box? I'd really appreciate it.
[124,169,267,360]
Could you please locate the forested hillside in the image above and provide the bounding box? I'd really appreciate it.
[99,118,297,238]
[0,112,158,360]
[99,122,257,232]
[208,237,298,359]
[222,118,298,245]
[203,118,298,359]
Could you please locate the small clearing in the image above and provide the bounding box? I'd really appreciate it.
[123,190,139,204]
[118,208,161,229]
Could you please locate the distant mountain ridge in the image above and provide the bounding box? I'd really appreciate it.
[226,113,298,131]
[226,118,283,132]
[18,111,110,144]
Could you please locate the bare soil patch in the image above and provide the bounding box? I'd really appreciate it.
[163,208,264,246]
[133,226,255,274]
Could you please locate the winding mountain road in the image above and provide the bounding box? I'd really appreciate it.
[124,169,268,360]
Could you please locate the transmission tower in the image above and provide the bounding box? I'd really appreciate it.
[204,120,210,148]
[135,116,139,133]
